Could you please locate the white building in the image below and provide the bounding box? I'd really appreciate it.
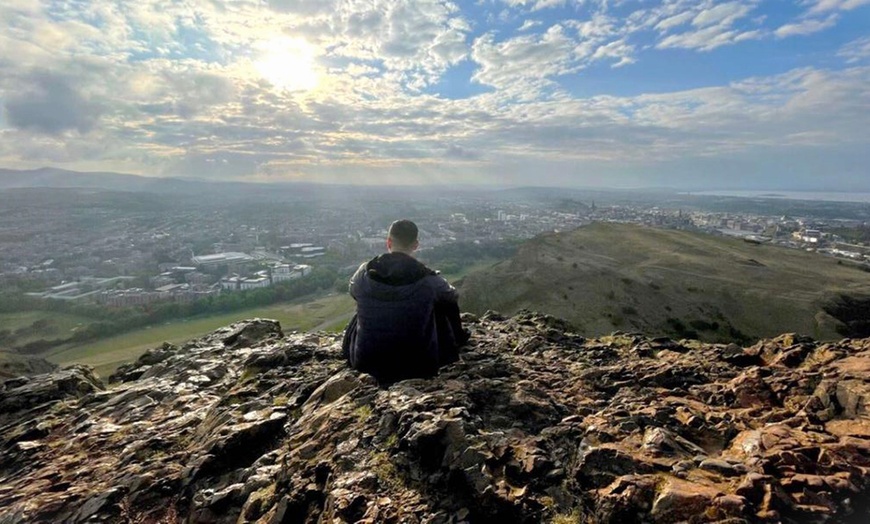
[220,276,242,290]
[220,264,313,291]
[240,277,270,290]
[192,252,254,267]
[797,229,822,244]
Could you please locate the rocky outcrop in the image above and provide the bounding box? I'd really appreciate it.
[1,313,869,523]
[0,351,57,380]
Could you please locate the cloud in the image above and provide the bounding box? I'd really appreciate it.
[501,0,568,11]
[655,11,694,31]
[592,39,636,67]
[774,14,838,38]
[4,71,104,135]
[653,1,760,51]
[691,2,754,28]
[657,25,737,51]
[805,0,870,14]
[518,20,543,31]
[839,36,870,63]
[470,25,578,95]
[466,13,637,96]
[315,1,472,90]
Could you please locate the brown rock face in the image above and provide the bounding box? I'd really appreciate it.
[1,313,869,523]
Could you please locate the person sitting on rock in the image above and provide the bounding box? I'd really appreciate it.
[342,219,469,384]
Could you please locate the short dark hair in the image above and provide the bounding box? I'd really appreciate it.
[388,219,418,249]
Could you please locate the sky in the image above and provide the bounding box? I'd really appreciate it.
[0,0,868,190]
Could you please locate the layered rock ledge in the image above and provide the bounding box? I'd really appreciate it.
[1,313,869,523]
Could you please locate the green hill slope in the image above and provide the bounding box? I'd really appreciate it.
[458,223,870,342]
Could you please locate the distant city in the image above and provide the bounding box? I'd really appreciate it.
[2,184,868,313]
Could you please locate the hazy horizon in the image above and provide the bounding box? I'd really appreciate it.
[5,165,870,195]
[1,1,869,190]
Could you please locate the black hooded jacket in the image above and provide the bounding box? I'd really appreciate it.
[346,252,458,382]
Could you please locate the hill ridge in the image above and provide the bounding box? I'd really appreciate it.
[459,222,870,343]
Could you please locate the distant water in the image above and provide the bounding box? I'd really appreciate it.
[687,190,870,203]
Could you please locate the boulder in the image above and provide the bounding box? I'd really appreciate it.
[0,365,103,417]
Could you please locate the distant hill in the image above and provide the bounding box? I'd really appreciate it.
[0,167,488,200]
[0,167,203,193]
[458,222,870,342]
[0,167,374,200]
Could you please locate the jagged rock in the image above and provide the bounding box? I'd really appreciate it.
[109,342,178,383]
[0,365,103,418]
[642,427,706,458]
[836,379,870,419]
[1,315,870,523]
[222,318,283,348]
[651,477,723,522]
[576,446,656,489]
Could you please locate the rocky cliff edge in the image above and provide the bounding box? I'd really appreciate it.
[1,312,869,523]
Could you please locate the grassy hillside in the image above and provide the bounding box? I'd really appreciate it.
[46,294,355,378]
[458,223,870,342]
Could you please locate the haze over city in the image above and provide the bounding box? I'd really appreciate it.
[1,0,869,190]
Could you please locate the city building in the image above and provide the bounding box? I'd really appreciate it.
[192,252,255,267]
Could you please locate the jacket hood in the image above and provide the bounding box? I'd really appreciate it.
[365,253,435,286]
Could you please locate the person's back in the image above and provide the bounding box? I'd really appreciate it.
[342,220,467,384]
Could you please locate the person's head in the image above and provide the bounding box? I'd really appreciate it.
[387,219,419,254]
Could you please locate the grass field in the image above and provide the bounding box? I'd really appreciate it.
[46,294,355,378]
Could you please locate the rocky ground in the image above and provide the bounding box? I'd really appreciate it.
[1,312,869,523]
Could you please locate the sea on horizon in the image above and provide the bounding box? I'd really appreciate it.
[686,190,870,204]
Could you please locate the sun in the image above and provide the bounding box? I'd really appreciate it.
[254,37,320,92]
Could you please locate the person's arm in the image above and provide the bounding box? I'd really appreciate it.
[349,263,367,300]
[431,274,458,304]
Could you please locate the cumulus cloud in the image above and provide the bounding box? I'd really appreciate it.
[467,11,639,95]
[470,25,578,95]
[294,0,472,88]
[592,39,636,67]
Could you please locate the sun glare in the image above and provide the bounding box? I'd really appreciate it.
[254,37,320,92]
